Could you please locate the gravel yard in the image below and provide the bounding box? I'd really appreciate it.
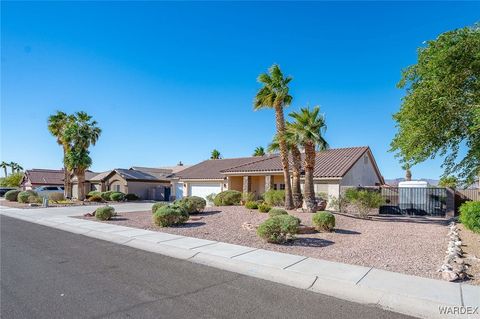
[82,206,450,280]
[458,224,480,285]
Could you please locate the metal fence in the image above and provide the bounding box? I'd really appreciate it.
[340,186,448,217]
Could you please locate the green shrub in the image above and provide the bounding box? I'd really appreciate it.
[242,192,255,203]
[5,189,20,201]
[95,206,115,221]
[152,202,169,214]
[205,193,216,205]
[110,192,125,202]
[459,201,480,233]
[213,190,242,206]
[245,201,258,209]
[153,205,189,227]
[49,192,65,202]
[88,195,104,202]
[344,188,384,218]
[175,196,206,214]
[101,191,115,201]
[268,208,288,218]
[125,193,140,201]
[258,203,272,213]
[263,190,285,206]
[87,191,101,198]
[0,172,24,187]
[18,190,38,203]
[312,211,335,232]
[28,195,42,204]
[257,215,300,244]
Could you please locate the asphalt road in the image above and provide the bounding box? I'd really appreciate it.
[0,215,411,319]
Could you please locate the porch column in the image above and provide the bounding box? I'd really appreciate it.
[265,175,273,192]
[243,176,250,193]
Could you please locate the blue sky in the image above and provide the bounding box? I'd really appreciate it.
[1,2,478,179]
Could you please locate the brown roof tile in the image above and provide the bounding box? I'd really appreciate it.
[23,169,64,185]
[221,147,372,178]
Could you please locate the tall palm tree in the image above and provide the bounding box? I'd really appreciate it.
[11,163,23,173]
[211,149,221,160]
[254,64,294,209]
[267,126,303,208]
[253,146,265,157]
[289,106,328,213]
[402,162,412,181]
[8,162,16,175]
[0,161,8,177]
[64,112,101,200]
[48,111,74,197]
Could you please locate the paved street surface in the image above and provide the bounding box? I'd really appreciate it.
[1,216,411,319]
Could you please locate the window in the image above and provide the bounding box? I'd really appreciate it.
[279,184,285,190]
[45,186,58,191]
[273,184,277,190]
[115,185,120,192]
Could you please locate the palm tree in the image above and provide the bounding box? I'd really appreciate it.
[253,146,265,157]
[211,149,221,160]
[8,162,16,175]
[11,163,23,173]
[254,64,294,209]
[0,161,8,177]
[289,106,328,213]
[48,111,74,197]
[267,126,303,208]
[64,112,101,200]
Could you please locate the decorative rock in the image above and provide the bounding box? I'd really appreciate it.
[438,221,467,282]
[298,225,316,234]
[241,222,256,231]
[442,270,459,281]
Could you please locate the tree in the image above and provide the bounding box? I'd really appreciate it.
[0,172,24,187]
[210,149,221,160]
[11,163,23,173]
[48,111,74,197]
[438,176,458,189]
[253,146,265,157]
[0,161,8,177]
[8,162,15,174]
[268,127,303,208]
[289,106,328,213]
[254,64,294,209]
[391,24,480,185]
[64,112,101,200]
[402,162,412,181]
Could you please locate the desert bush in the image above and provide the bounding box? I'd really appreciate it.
[0,172,24,187]
[263,190,285,206]
[459,201,480,233]
[18,190,37,203]
[245,201,258,209]
[5,189,21,201]
[28,195,42,204]
[175,196,206,214]
[268,208,288,218]
[125,193,140,201]
[110,192,125,202]
[312,211,335,232]
[257,215,300,244]
[87,191,101,198]
[100,191,115,201]
[153,205,189,227]
[205,193,216,205]
[242,192,255,203]
[49,192,65,202]
[95,206,115,221]
[344,188,384,218]
[213,190,242,206]
[258,203,272,213]
[152,202,169,214]
[88,195,104,202]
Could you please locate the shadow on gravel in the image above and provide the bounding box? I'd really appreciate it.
[334,229,361,235]
[176,222,206,228]
[290,238,335,248]
[334,212,449,226]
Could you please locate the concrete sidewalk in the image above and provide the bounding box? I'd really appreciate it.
[1,204,479,319]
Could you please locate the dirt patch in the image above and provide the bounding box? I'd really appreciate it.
[458,224,480,285]
[81,206,450,280]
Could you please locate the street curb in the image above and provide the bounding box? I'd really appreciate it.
[1,210,478,319]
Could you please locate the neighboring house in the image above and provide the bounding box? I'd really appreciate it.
[71,164,189,200]
[176,146,384,201]
[20,169,64,190]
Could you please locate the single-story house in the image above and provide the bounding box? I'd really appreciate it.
[71,164,189,200]
[21,169,65,190]
[175,146,384,202]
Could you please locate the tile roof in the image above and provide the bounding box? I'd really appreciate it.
[221,146,371,178]
[175,156,272,180]
[23,169,64,185]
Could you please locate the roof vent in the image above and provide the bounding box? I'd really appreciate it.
[177,161,184,166]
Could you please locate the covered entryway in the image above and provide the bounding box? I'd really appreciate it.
[188,183,222,199]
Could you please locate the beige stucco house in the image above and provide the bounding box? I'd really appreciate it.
[175,146,384,202]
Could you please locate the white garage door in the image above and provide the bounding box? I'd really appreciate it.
[188,183,222,199]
